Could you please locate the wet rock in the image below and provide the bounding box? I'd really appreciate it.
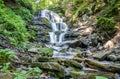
[72,58,84,63]
[74,53,82,58]
[31,62,65,74]
[28,48,38,53]
[63,60,82,69]
[37,57,51,62]
[65,31,79,40]
[85,59,120,73]
[85,59,107,71]
[70,70,115,79]
[56,40,81,48]
[80,27,93,36]
[107,54,118,61]
[93,50,113,60]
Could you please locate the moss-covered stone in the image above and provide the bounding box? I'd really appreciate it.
[31,62,64,72]
[64,60,82,69]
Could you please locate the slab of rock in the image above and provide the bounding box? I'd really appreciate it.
[31,62,64,72]
[85,59,120,73]
[93,50,113,60]
[56,39,81,48]
[28,48,38,53]
[63,60,82,69]
[107,54,118,61]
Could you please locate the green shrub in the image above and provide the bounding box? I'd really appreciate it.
[0,49,18,62]
[13,7,33,22]
[96,17,116,30]
[38,47,53,57]
[0,2,29,46]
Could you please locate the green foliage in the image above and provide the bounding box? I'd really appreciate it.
[0,62,10,72]
[37,0,60,10]
[28,67,42,77]
[0,49,18,62]
[71,70,86,75]
[95,76,108,79]
[13,69,30,79]
[96,17,116,30]
[13,7,33,22]
[101,0,119,17]
[13,67,42,79]
[72,2,89,22]
[0,0,30,46]
[38,47,53,57]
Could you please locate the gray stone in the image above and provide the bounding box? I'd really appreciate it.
[85,59,120,73]
[28,48,38,53]
[31,62,64,73]
[63,60,83,69]
[107,54,118,61]
[93,50,113,60]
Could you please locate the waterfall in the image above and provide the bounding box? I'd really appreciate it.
[40,9,77,59]
[40,9,68,44]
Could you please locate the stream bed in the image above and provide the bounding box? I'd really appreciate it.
[31,9,120,79]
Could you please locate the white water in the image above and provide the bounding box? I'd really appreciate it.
[40,9,68,44]
[40,9,77,58]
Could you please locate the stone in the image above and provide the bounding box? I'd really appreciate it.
[56,39,81,48]
[85,59,120,73]
[70,70,115,79]
[74,53,82,58]
[37,57,51,62]
[31,62,64,72]
[107,54,118,61]
[28,48,38,53]
[72,58,84,63]
[93,50,113,60]
[63,60,82,69]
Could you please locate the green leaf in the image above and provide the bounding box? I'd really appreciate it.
[96,76,108,79]
[71,71,86,75]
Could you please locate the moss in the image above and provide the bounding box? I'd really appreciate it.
[38,47,53,57]
[96,17,116,30]
[70,70,86,75]
[64,60,82,69]
[0,0,38,46]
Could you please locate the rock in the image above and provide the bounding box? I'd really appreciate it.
[103,40,115,49]
[85,59,120,73]
[74,53,82,58]
[65,31,79,40]
[56,39,81,48]
[107,54,118,61]
[70,70,115,79]
[80,27,93,36]
[28,48,38,53]
[63,60,82,69]
[31,62,64,72]
[37,57,51,62]
[85,59,107,71]
[93,50,113,60]
[72,58,84,63]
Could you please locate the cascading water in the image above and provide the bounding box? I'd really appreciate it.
[40,9,77,59]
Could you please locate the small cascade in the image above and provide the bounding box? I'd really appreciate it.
[40,9,77,59]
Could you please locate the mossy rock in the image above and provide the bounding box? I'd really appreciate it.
[64,60,82,69]
[31,62,64,72]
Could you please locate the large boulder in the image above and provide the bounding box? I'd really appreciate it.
[63,60,83,69]
[93,50,113,60]
[31,62,64,72]
[85,59,120,73]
